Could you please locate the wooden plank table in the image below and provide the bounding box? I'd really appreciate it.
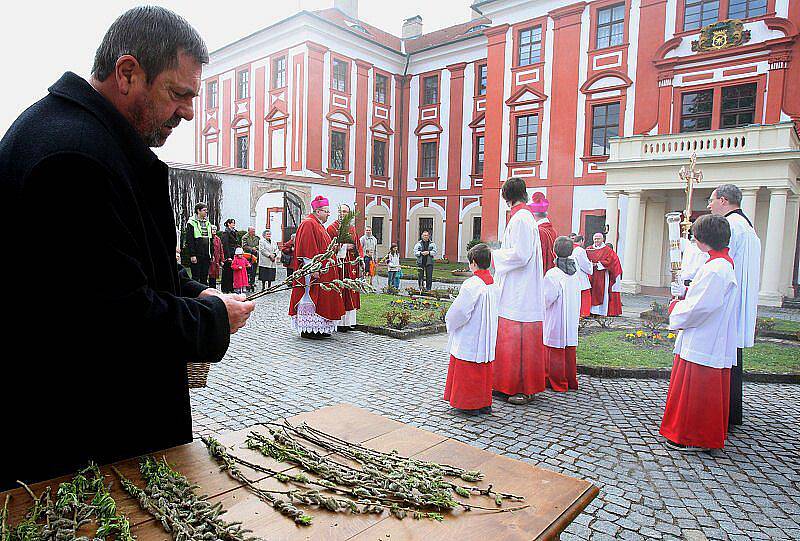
[1,404,598,540]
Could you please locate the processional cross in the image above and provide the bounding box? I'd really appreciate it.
[666,152,704,284]
[677,152,703,236]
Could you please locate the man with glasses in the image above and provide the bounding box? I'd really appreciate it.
[707,184,761,427]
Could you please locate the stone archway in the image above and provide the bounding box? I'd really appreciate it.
[251,180,311,243]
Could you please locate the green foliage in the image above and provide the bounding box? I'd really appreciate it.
[384,308,413,329]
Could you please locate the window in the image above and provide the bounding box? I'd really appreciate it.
[423,75,439,105]
[515,115,539,162]
[474,135,485,175]
[477,64,487,95]
[236,135,249,168]
[237,70,249,99]
[206,81,218,109]
[591,102,620,156]
[371,216,384,245]
[472,216,482,241]
[721,83,756,128]
[518,26,542,66]
[596,4,626,49]
[332,59,348,92]
[272,56,286,88]
[372,139,386,176]
[683,0,719,31]
[330,131,346,170]
[728,0,767,19]
[374,74,388,104]
[421,141,438,177]
[680,90,714,132]
[419,218,434,239]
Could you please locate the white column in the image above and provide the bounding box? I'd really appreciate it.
[779,194,799,297]
[740,188,758,226]
[621,190,642,294]
[759,188,789,306]
[605,190,621,247]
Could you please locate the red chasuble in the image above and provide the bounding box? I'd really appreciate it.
[586,244,622,309]
[326,221,363,311]
[444,270,495,410]
[288,214,345,321]
[538,220,558,273]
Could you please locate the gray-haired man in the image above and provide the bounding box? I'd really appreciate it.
[707,183,761,426]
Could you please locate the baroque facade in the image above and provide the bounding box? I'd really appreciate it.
[192,0,800,305]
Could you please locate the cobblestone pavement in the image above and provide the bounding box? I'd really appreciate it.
[191,288,800,540]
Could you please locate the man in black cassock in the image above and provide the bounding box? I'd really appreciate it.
[0,6,254,490]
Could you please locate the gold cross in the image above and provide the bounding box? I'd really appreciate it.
[678,152,703,235]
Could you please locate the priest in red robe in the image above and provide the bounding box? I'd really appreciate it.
[586,233,622,317]
[289,196,345,339]
[326,203,363,332]
[529,192,557,273]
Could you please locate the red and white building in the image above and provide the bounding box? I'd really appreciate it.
[192,0,800,305]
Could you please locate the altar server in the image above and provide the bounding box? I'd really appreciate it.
[543,237,582,391]
[571,235,593,317]
[492,177,546,405]
[529,192,558,273]
[708,184,761,426]
[660,214,738,450]
[444,243,499,413]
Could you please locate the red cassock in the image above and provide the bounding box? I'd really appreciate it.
[546,346,578,392]
[326,222,362,312]
[444,356,494,410]
[660,355,731,449]
[288,214,345,322]
[586,244,622,316]
[494,319,546,396]
[538,221,558,273]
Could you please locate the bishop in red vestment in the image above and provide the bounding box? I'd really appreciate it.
[586,233,622,317]
[529,192,558,273]
[326,204,363,331]
[289,196,345,338]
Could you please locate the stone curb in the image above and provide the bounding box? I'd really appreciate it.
[354,323,446,340]
[577,365,799,384]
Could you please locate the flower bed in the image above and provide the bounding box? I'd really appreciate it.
[357,293,450,337]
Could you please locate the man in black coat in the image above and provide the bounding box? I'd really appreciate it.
[0,6,254,491]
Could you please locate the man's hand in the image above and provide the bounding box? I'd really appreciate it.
[190,256,197,264]
[670,281,687,298]
[199,289,255,334]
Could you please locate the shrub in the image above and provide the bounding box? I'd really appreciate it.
[382,285,401,295]
[466,238,484,252]
[755,317,776,337]
[384,308,412,329]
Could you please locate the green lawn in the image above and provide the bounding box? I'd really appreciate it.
[375,258,468,283]
[577,330,800,373]
[772,319,800,333]
[357,293,451,327]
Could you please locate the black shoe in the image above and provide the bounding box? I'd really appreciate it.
[664,439,704,452]
[337,326,351,332]
[479,406,492,414]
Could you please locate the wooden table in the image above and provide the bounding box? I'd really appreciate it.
[1,404,598,540]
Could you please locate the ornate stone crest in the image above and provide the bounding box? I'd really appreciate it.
[691,19,751,52]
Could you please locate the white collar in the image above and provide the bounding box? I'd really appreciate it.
[589,242,606,250]
[535,217,550,225]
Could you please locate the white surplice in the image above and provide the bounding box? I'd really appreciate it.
[445,275,500,363]
[492,207,544,322]
[726,212,761,348]
[570,245,593,291]
[679,238,709,283]
[542,266,582,348]
[670,257,739,369]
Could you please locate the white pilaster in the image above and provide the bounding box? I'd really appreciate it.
[621,190,643,293]
[780,194,799,297]
[605,190,621,247]
[759,188,789,306]
[740,188,758,226]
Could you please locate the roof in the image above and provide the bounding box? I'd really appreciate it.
[404,17,491,54]
[313,8,403,52]
[312,7,490,55]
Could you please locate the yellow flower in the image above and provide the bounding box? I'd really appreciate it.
[667,332,676,339]
[636,330,644,337]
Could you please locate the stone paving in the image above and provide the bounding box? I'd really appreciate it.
[191,284,800,540]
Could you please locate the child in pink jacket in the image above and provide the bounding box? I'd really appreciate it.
[232,247,251,294]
